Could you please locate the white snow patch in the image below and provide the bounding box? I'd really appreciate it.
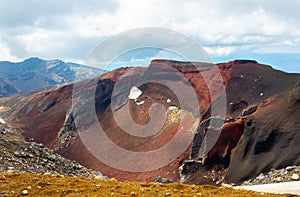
[0,118,6,124]
[260,92,264,96]
[128,86,142,100]
[51,74,64,83]
[240,75,244,78]
[46,60,62,69]
[167,98,171,103]
[135,100,145,105]
[0,106,3,110]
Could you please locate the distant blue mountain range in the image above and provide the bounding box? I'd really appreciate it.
[0,57,105,98]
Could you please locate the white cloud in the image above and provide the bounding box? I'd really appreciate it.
[204,46,235,57]
[0,40,20,61]
[0,0,299,69]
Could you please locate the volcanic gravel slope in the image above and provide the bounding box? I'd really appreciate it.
[0,59,299,185]
[0,137,104,179]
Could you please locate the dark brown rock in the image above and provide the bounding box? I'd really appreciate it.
[225,85,300,184]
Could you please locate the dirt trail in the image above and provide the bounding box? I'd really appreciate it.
[235,182,300,195]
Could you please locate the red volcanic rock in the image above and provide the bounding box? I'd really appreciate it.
[0,59,299,185]
[203,118,245,167]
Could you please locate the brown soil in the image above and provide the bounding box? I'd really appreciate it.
[0,173,294,197]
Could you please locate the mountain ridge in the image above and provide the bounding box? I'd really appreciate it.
[0,57,105,98]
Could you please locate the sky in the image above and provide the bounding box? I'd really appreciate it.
[0,0,299,73]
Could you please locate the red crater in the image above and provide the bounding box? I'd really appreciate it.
[0,59,299,184]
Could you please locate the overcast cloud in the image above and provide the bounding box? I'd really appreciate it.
[0,0,299,72]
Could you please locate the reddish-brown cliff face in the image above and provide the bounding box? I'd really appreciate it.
[203,118,245,167]
[0,59,299,184]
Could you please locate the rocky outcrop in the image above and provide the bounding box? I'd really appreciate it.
[242,105,258,117]
[154,176,173,183]
[181,118,244,184]
[203,119,245,168]
[54,111,78,151]
[179,160,204,182]
[191,117,234,160]
[179,159,227,185]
